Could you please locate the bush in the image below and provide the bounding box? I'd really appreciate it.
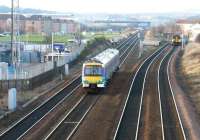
[73,36,109,64]
[94,36,106,42]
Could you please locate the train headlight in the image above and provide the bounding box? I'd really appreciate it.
[97,79,104,84]
[83,80,89,84]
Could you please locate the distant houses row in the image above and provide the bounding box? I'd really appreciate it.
[0,14,80,34]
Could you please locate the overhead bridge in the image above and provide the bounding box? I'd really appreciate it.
[93,20,151,28]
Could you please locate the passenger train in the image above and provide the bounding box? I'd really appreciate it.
[82,48,120,88]
[172,34,182,46]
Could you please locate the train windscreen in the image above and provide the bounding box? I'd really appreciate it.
[84,65,103,76]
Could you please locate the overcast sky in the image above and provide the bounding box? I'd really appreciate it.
[0,0,199,13]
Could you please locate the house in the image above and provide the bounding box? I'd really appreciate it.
[0,14,80,35]
[176,19,200,41]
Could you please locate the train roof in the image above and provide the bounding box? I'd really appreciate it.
[84,59,102,66]
[93,48,119,65]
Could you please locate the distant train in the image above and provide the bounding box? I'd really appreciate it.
[172,35,182,46]
[82,48,120,88]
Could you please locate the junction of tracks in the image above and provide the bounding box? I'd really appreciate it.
[0,33,188,140]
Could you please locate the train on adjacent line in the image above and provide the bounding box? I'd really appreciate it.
[82,48,120,89]
[172,34,182,46]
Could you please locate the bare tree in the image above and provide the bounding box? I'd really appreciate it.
[149,22,182,40]
[164,22,181,33]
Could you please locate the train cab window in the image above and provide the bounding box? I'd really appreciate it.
[84,66,103,76]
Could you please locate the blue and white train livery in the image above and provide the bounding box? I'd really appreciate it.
[82,48,120,88]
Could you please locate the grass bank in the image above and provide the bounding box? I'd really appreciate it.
[181,42,200,114]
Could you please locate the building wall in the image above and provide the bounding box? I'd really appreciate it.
[190,24,200,41]
[25,20,42,33]
[67,22,77,33]
[178,23,200,41]
[0,19,12,33]
[178,23,193,34]
[42,20,52,35]
[52,22,60,33]
[0,20,7,32]
[0,14,79,34]
[14,20,26,34]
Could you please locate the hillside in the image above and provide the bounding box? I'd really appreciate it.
[181,42,200,114]
[182,43,200,76]
[0,5,56,14]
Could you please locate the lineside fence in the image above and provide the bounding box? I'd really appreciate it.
[0,45,84,91]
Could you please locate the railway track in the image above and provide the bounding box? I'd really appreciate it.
[135,46,171,140]
[44,94,100,140]
[113,43,168,140]
[158,46,186,140]
[43,34,139,140]
[117,32,138,50]
[0,32,138,140]
[114,45,186,140]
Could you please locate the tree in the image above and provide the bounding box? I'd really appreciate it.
[149,22,182,40]
[163,22,181,33]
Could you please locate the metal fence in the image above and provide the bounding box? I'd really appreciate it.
[0,62,54,80]
[0,44,85,80]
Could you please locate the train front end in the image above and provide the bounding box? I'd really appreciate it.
[172,35,182,46]
[82,62,105,88]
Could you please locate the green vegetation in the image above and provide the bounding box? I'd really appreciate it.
[0,32,121,44]
[79,36,107,59]
[0,34,73,43]
[0,36,10,42]
[82,32,121,40]
[95,32,121,39]
[73,36,110,65]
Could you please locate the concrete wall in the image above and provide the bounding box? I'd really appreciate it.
[0,64,65,92]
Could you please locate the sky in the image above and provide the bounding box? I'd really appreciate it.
[0,0,200,13]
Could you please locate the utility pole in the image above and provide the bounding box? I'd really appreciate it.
[17,0,20,64]
[51,32,54,62]
[181,33,184,50]
[138,31,143,58]
[11,0,14,65]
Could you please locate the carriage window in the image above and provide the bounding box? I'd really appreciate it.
[84,66,103,76]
